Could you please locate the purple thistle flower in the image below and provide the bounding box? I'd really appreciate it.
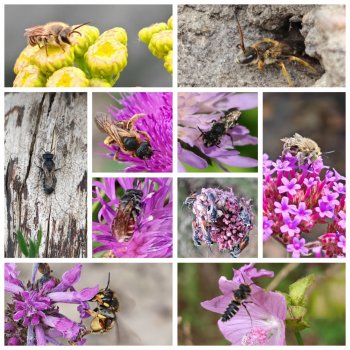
[263,146,346,258]
[5,263,99,346]
[287,237,309,258]
[98,92,172,172]
[201,264,286,345]
[178,92,258,172]
[92,177,172,258]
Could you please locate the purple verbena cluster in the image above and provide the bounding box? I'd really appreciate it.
[5,263,99,346]
[185,188,254,257]
[263,152,346,258]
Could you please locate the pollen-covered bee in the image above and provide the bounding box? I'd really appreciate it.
[198,108,241,148]
[112,189,143,243]
[95,112,154,161]
[221,282,252,322]
[234,13,318,86]
[281,133,322,165]
[87,273,119,334]
[24,21,89,55]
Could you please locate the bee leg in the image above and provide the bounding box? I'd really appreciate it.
[137,130,152,143]
[256,60,265,71]
[55,37,66,52]
[241,302,253,326]
[277,62,294,86]
[286,56,318,74]
[104,135,116,146]
[126,113,146,129]
[113,149,120,160]
[226,133,235,149]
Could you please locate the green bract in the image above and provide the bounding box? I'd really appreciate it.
[13,23,128,87]
[138,16,173,75]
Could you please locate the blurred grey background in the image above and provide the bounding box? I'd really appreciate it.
[263,93,345,174]
[178,178,258,258]
[9,263,172,345]
[5,5,172,87]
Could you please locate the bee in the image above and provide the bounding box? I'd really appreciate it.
[87,273,119,334]
[37,151,59,194]
[95,112,154,161]
[24,21,89,55]
[234,13,318,86]
[221,282,252,322]
[281,133,321,165]
[198,108,241,148]
[230,236,249,258]
[111,189,143,243]
[207,191,223,222]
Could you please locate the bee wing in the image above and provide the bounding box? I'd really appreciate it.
[24,25,51,37]
[111,202,134,241]
[95,112,127,147]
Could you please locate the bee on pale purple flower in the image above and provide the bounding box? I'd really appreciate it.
[5,263,99,346]
[178,92,258,172]
[93,92,172,173]
[92,177,172,258]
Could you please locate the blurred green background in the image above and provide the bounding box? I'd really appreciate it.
[178,263,345,345]
[181,104,258,173]
[178,178,258,258]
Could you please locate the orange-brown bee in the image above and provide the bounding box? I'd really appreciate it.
[95,112,154,161]
[112,189,143,242]
[24,21,89,55]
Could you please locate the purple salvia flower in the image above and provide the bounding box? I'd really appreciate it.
[315,200,334,218]
[201,264,286,345]
[280,216,301,237]
[286,237,309,257]
[178,92,258,172]
[92,177,172,258]
[272,159,293,173]
[5,264,99,345]
[98,92,172,172]
[263,216,274,241]
[290,202,312,222]
[274,197,295,218]
[277,177,301,196]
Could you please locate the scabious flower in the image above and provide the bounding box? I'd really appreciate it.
[201,264,286,345]
[92,177,172,258]
[13,24,129,87]
[178,92,258,172]
[185,187,254,257]
[263,149,346,258]
[5,263,99,346]
[98,92,172,172]
[138,16,173,74]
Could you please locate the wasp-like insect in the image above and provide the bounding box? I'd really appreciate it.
[37,151,59,194]
[87,273,120,334]
[234,13,318,86]
[221,282,252,322]
[111,189,143,243]
[95,112,154,161]
[198,108,241,148]
[24,21,89,55]
[281,133,321,165]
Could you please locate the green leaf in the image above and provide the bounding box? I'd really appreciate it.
[286,305,310,331]
[28,239,37,258]
[289,274,315,306]
[17,230,29,257]
[36,227,43,254]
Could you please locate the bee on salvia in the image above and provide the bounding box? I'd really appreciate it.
[112,189,143,243]
[234,12,318,86]
[281,133,322,165]
[198,108,241,148]
[95,112,154,161]
[24,22,89,55]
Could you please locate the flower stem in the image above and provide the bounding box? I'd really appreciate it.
[294,331,304,345]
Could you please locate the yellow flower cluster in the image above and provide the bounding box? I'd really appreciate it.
[138,16,173,74]
[13,24,128,87]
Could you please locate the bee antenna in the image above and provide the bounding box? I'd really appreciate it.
[70,21,90,35]
[235,12,246,53]
[106,272,111,290]
[323,150,335,155]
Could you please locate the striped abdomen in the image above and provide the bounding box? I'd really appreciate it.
[221,299,241,322]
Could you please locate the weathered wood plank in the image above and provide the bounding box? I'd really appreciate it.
[4,92,87,258]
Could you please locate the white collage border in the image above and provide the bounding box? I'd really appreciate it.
[0,0,348,349]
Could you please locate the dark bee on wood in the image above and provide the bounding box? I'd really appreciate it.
[95,112,154,161]
[25,21,89,56]
[87,273,120,334]
[221,283,252,322]
[234,13,318,86]
[112,189,143,243]
[198,108,241,148]
[38,151,58,194]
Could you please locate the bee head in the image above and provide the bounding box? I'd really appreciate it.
[59,27,73,45]
[42,151,54,160]
[235,47,258,65]
[136,142,153,160]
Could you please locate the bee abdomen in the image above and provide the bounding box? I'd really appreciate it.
[221,300,241,322]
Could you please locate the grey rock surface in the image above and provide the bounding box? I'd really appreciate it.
[178,5,345,87]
